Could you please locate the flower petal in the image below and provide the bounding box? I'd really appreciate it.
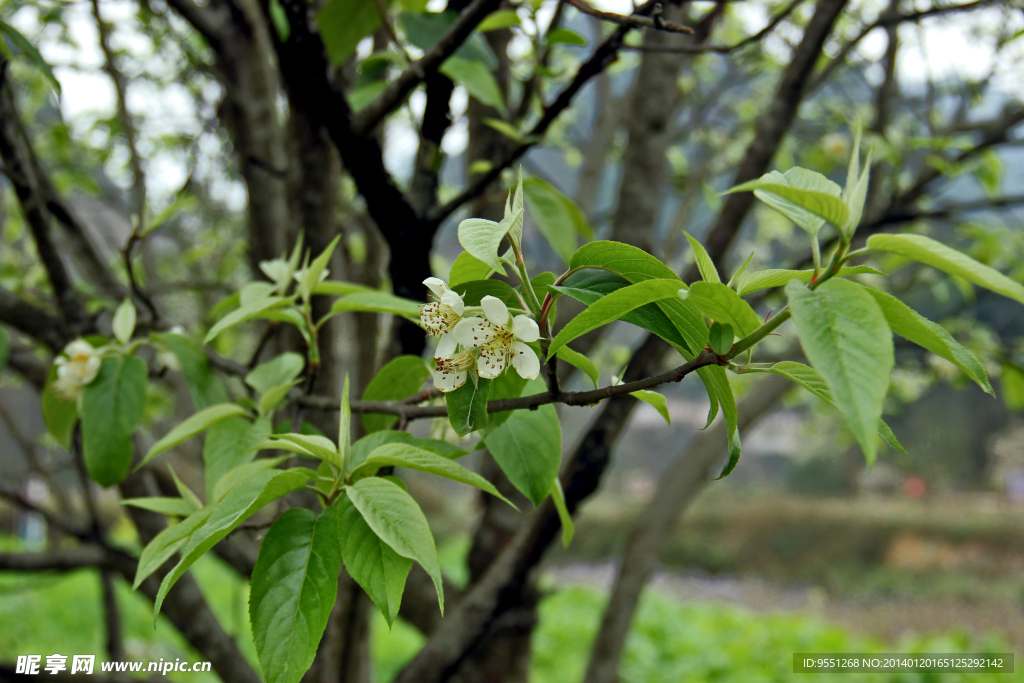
[423,277,448,298]
[64,340,94,358]
[433,369,467,393]
[481,295,509,328]
[440,289,465,316]
[421,302,450,335]
[510,341,540,379]
[454,317,499,348]
[477,346,507,379]
[435,331,458,357]
[511,315,540,342]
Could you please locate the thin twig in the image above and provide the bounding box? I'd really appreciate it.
[565,0,694,34]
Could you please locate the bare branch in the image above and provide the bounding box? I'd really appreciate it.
[0,547,113,572]
[0,287,68,351]
[564,0,694,35]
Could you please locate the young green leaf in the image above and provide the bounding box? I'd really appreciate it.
[168,466,204,512]
[351,443,513,505]
[211,455,289,504]
[748,168,841,236]
[153,332,229,410]
[205,296,290,344]
[478,8,521,31]
[862,286,992,395]
[449,251,495,287]
[300,235,340,300]
[735,266,884,296]
[258,381,300,415]
[509,166,525,247]
[262,434,343,469]
[684,232,721,283]
[121,497,196,517]
[867,233,1024,305]
[82,356,147,487]
[153,469,312,619]
[727,176,849,231]
[555,346,600,388]
[250,506,341,683]
[141,403,248,467]
[550,479,574,548]
[482,401,561,506]
[446,377,491,436]
[707,322,734,356]
[337,492,413,627]
[345,477,444,613]
[440,57,506,114]
[348,432,467,474]
[548,279,686,358]
[457,217,512,274]
[727,252,756,289]
[712,369,742,478]
[246,353,306,394]
[203,416,268,502]
[631,389,670,424]
[112,299,137,345]
[786,279,894,464]
[522,177,593,263]
[338,373,352,470]
[329,291,423,321]
[684,282,762,337]
[547,27,587,46]
[362,356,430,433]
[133,507,213,590]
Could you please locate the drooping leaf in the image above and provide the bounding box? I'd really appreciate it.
[82,356,147,487]
[684,282,762,337]
[548,279,686,358]
[329,291,423,321]
[631,389,670,424]
[522,177,593,263]
[203,416,270,502]
[348,432,467,473]
[351,444,512,505]
[153,469,312,619]
[867,233,1024,305]
[712,369,742,479]
[684,232,721,283]
[250,506,341,683]
[446,377,491,436]
[246,353,306,394]
[0,19,61,96]
[749,168,841,236]
[362,356,431,433]
[153,333,229,410]
[121,497,196,517]
[449,252,495,287]
[786,279,894,464]
[550,479,574,548]
[337,492,412,627]
[862,286,992,395]
[41,365,77,450]
[555,346,600,388]
[205,296,291,344]
[482,397,561,506]
[735,266,884,296]
[132,507,213,589]
[440,57,506,114]
[345,477,444,613]
[141,404,249,467]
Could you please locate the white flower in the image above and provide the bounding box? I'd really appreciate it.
[420,277,466,356]
[433,351,475,393]
[53,340,102,400]
[453,295,540,380]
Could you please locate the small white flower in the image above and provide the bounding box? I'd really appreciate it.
[453,295,540,380]
[53,340,102,400]
[433,351,475,393]
[420,277,466,356]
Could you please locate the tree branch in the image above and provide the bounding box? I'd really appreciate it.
[564,0,694,35]
[0,287,68,351]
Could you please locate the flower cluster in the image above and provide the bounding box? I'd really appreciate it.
[52,340,101,401]
[420,277,541,392]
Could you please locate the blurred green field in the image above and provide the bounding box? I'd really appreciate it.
[0,550,1016,683]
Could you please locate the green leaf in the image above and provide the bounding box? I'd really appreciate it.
[205,296,290,344]
[684,282,762,337]
[727,252,755,289]
[478,9,521,31]
[153,469,312,619]
[727,176,849,232]
[684,232,721,283]
[713,371,742,479]
[1002,364,1024,411]
[457,217,511,274]
[0,19,61,96]
[259,381,300,416]
[548,279,685,358]
[263,433,343,469]
[141,404,249,467]
[449,252,495,287]
[522,177,593,263]
[203,416,269,502]
[317,0,381,65]
[707,322,733,355]
[246,353,306,394]
[362,356,430,433]
[345,478,444,613]
[352,443,512,505]
[482,118,523,143]
[268,0,290,40]
[400,11,498,68]
[486,368,530,428]
[551,479,573,548]
[329,292,423,321]
[482,397,561,506]
[153,333,229,410]
[451,279,520,308]
[749,168,841,236]
[339,373,351,470]
[555,347,599,388]
[301,235,340,300]
[348,432,467,474]
[746,361,904,452]
[313,280,373,296]
[866,233,1024,305]
[133,508,213,590]
[785,279,894,464]
[440,57,506,114]
[546,27,587,46]
[112,299,137,345]
[842,121,872,236]
[337,492,413,627]
[250,506,341,683]
[862,286,992,395]
[446,377,491,436]
[121,497,196,517]
[82,356,147,487]
[212,455,289,504]
[168,466,204,511]
[735,266,885,296]
[631,389,670,424]
[41,365,77,450]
